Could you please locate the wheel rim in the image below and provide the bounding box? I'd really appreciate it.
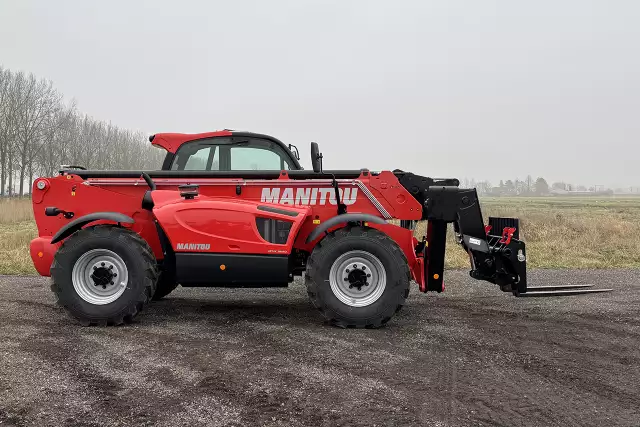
[72,249,129,305]
[329,250,386,307]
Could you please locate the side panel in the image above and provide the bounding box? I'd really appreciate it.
[176,253,289,286]
[151,191,311,255]
[31,175,163,263]
[85,172,422,251]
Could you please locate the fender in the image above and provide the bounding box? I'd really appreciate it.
[50,212,134,244]
[305,213,386,243]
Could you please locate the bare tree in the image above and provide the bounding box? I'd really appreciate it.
[0,65,166,196]
[525,175,533,195]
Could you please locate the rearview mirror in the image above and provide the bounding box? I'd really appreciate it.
[310,142,322,173]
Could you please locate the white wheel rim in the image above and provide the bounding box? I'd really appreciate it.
[329,250,386,307]
[72,249,129,305]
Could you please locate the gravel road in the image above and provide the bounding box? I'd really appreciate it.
[0,270,638,427]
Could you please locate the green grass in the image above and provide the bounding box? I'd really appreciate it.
[1,196,639,275]
[0,198,37,275]
[442,197,640,269]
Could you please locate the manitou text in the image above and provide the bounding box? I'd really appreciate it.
[261,187,358,205]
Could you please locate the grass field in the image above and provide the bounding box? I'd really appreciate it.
[1,196,639,275]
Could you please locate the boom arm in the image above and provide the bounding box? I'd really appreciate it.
[422,186,527,295]
[396,172,527,295]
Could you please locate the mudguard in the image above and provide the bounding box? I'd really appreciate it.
[305,213,386,243]
[50,212,134,244]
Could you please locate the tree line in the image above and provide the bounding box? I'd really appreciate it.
[0,65,163,196]
[464,176,616,196]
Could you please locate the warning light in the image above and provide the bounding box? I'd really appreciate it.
[220,264,226,271]
[37,252,43,258]
[433,274,439,280]
[313,219,320,224]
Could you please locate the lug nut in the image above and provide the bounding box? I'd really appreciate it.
[108,265,113,270]
[345,269,350,273]
[361,266,366,270]
[344,277,349,281]
[101,262,105,267]
[367,274,371,278]
[353,264,357,268]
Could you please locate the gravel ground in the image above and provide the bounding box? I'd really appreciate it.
[0,270,638,427]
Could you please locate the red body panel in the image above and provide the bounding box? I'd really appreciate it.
[151,131,233,153]
[151,190,311,255]
[30,138,424,287]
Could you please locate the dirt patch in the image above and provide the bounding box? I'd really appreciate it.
[0,270,639,426]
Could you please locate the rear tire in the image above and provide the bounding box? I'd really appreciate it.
[152,270,179,300]
[305,226,410,328]
[50,225,158,326]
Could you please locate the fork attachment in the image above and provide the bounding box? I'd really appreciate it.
[418,185,612,296]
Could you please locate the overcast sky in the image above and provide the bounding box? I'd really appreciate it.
[1,0,638,188]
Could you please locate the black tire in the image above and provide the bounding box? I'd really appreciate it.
[152,270,179,300]
[305,226,410,328]
[50,225,159,326]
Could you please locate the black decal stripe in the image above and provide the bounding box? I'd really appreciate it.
[176,253,289,286]
[257,205,299,217]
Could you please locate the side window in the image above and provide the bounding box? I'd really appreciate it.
[171,141,220,171]
[171,137,293,171]
[231,147,288,170]
[184,146,210,170]
[230,140,291,170]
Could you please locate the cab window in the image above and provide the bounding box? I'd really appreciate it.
[230,140,291,170]
[171,139,222,171]
[171,137,292,171]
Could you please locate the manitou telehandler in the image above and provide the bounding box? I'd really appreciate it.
[29,130,609,327]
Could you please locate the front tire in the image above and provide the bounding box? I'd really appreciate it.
[50,226,158,326]
[305,226,410,328]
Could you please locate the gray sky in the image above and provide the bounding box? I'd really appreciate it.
[1,0,638,188]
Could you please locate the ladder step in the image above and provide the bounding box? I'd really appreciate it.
[526,284,594,291]
[518,288,613,297]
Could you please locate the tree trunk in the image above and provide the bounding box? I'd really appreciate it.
[7,150,12,196]
[19,166,25,196]
[0,144,5,197]
[28,159,33,196]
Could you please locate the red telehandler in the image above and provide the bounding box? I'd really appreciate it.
[29,131,609,327]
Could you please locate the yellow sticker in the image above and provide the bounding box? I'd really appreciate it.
[313,219,321,224]
[71,191,75,196]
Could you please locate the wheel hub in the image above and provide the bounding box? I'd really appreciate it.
[90,262,118,289]
[345,265,371,291]
[72,249,129,305]
[329,250,386,307]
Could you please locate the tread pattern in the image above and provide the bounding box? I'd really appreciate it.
[50,225,159,326]
[305,226,411,328]
[152,271,179,300]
